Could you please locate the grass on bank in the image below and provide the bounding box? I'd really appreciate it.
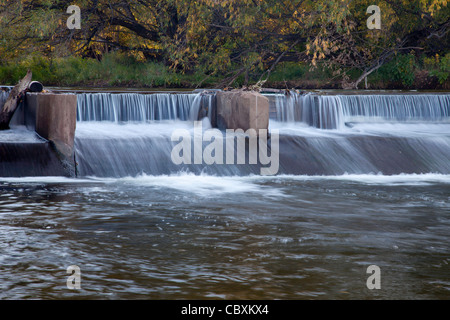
[0,52,219,89]
[0,52,448,90]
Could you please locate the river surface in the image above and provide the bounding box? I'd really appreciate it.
[0,173,449,299]
[0,90,449,300]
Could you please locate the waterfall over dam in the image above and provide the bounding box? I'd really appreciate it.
[1,89,449,177]
[72,91,450,178]
[76,92,207,123]
[0,90,10,108]
[271,92,450,129]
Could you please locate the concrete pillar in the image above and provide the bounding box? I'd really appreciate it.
[215,90,269,133]
[28,93,77,175]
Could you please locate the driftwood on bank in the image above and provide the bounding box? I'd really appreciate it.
[0,70,33,130]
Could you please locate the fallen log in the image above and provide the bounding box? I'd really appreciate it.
[0,70,32,130]
[260,88,284,93]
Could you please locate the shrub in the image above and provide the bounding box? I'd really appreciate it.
[424,53,450,85]
[269,62,307,82]
[386,53,417,87]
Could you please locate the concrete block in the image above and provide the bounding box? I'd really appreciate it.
[26,93,77,175]
[215,90,269,133]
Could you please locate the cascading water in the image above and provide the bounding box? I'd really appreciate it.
[268,92,450,175]
[73,90,450,178]
[339,95,450,124]
[77,92,202,122]
[271,92,450,129]
[74,91,253,177]
[0,88,11,109]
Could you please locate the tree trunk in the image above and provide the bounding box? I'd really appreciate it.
[352,64,383,90]
[0,70,32,130]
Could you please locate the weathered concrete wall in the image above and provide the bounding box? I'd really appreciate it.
[215,90,269,133]
[0,141,72,177]
[27,93,78,176]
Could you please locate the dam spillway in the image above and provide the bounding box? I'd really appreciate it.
[71,91,450,177]
[270,92,450,129]
[0,89,449,177]
[76,92,208,123]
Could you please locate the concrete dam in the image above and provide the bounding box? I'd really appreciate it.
[1,88,449,177]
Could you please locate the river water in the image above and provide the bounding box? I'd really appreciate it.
[0,91,449,300]
[0,173,449,299]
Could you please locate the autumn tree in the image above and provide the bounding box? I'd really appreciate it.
[1,0,448,88]
[302,0,450,88]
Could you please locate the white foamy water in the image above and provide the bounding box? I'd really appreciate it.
[270,121,450,138]
[3,172,449,186]
[5,172,446,194]
[0,176,98,184]
[75,117,215,138]
[0,126,43,142]
[261,173,450,186]
[107,173,450,197]
[115,173,287,197]
[75,121,195,139]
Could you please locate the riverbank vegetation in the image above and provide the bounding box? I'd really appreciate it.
[1,51,449,90]
[0,0,448,90]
